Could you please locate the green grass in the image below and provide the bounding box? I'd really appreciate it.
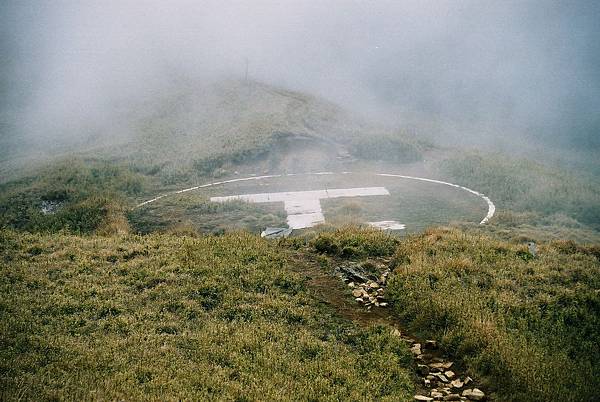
[347,133,428,164]
[0,159,146,234]
[0,229,414,401]
[381,227,600,402]
[309,226,400,259]
[1,79,427,187]
[439,152,600,229]
[128,196,287,235]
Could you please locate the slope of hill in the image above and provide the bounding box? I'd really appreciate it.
[2,226,598,401]
[0,229,415,400]
[0,79,427,186]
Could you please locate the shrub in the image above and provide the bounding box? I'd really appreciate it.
[311,227,398,258]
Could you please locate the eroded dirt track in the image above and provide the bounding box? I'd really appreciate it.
[287,250,493,401]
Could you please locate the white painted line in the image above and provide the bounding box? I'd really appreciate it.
[376,174,495,224]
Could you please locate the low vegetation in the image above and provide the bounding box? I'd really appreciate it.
[439,152,600,229]
[0,159,145,234]
[128,197,287,235]
[348,134,427,164]
[382,228,599,402]
[310,226,399,259]
[0,230,415,400]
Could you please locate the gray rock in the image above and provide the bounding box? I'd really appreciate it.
[443,394,461,401]
[450,379,464,389]
[470,389,485,401]
[410,343,422,355]
[462,389,485,401]
[429,362,453,370]
[434,373,449,383]
[414,395,434,401]
[339,265,369,283]
[444,370,455,379]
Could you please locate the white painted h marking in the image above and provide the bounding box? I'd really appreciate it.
[210,187,390,229]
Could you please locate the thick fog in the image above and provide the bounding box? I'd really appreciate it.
[1,0,599,155]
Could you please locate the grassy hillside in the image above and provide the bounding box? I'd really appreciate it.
[0,230,414,401]
[2,78,599,402]
[1,79,426,186]
[380,228,600,402]
[0,160,145,234]
[3,226,598,401]
[439,152,600,242]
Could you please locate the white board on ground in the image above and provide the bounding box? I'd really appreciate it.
[368,221,406,230]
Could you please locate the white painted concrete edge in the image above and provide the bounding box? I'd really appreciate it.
[136,172,496,225]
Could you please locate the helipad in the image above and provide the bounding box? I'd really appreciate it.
[136,171,496,233]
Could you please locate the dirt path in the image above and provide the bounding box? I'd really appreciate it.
[287,250,493,401]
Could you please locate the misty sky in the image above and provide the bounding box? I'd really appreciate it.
[1,0,599,152]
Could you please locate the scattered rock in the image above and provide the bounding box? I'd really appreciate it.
[462,388,485,401]
[336,257,487,401]
[470,388,485,401]
[351,289,363,298]
[338,264,370,283]
[450,379,464,389]
[430,362,453,370]
[410,343,422,355]
[434,373,449,383]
